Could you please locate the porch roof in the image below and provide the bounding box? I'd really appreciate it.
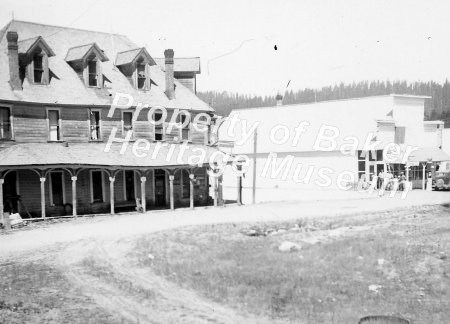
[0,142,224,169]
[408,147,450,163]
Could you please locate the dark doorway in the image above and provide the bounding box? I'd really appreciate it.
[50,172,64,206]
[154,169,166,207]
[124,170,135,201]
[3,171,18,212]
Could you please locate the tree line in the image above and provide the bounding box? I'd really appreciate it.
[197,80,450,126]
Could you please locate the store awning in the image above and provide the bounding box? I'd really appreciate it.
[408,147,450,163]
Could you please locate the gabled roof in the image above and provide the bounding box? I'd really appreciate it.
[0,142,223,168]
[0,20,212,111]
[154,57,201,74]
[65,43,108,62]
[18,36,55,56]
[115,47,155,66]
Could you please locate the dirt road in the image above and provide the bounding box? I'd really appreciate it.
[1,191,449,323]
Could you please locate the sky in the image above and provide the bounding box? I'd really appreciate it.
[1,0,450,96]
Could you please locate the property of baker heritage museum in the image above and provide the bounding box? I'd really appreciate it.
[219,95,450,204]
[0,20,227,220]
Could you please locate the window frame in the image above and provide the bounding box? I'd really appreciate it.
[121,110,134,138]
[178,113,191,142]
[90,170,105,203]
[46,107,62,142]
[32,53,44,84]
[153,112,164,141]
[88,108,102,141]
[135,59,148,90]
[49,171,66,206]
[0,105,14,141]
[87,57,98,87]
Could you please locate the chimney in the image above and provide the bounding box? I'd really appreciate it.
[7,31,22,91]
[164,49,175,100]
[275,93,283,106]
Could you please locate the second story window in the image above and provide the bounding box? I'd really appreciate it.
[153,112,164,141]
[0,107,12,140]
[178,114,190,141]
[122,111,133,136]
[89,109,101,140]
[47,109,61,141]
[33,54,44,84]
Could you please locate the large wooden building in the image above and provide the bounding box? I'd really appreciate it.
[0,20,222,219]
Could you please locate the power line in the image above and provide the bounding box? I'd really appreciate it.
[44,0,100,39]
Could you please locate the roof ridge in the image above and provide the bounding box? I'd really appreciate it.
[9,19,128,38]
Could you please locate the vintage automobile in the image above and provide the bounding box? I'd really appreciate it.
[433,161,450,190]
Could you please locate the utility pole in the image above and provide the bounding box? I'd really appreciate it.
[252,127,258,204]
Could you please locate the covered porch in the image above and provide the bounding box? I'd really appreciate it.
[0,142,235,224]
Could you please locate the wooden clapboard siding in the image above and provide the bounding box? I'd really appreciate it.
[3,102,212,145]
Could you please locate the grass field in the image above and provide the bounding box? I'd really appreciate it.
[132,205,450,323]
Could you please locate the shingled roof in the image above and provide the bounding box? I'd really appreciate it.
[0,20,212,111]
[0,142,223,168]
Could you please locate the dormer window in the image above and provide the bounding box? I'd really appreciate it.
[136,59,147,90]
[18,36,55,86]
[65,43,109,88]
[115,48,155,90]
[33,53,44,83]
[87,57,98,87]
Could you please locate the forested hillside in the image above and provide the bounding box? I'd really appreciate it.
[198,80,450,127]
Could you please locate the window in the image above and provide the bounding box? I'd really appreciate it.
[49,172,65,206]
[89,109,101,140]
[33,54,44,84]
[0,107,12,140]
[395,127,406,144]
[90,170,104,203]
[47,109,61,141]
[136,59,147,90]
[153,112,164,141]
[178,114,190,141]
[122,111,133,136]
[182,171,190,199]
[357,150,367,181]
[88,59,98,87]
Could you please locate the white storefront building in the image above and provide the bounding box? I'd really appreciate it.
[218,94,449,204]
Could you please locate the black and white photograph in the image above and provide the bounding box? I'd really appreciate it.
[0,1,449,323]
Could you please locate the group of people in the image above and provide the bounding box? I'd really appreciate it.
[377,170,407,191]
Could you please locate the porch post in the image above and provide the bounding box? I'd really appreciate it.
[189,173,195,210]
[213,176,218,207]
[218,175,223,206]
[40,177,46,218]
[169,174,174,210]
[109,176,115,214]
[237,175,242,206]
[71,176,77,217]
[422,163,426,190]
[0,178,9,230]
[140,176,146,213]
